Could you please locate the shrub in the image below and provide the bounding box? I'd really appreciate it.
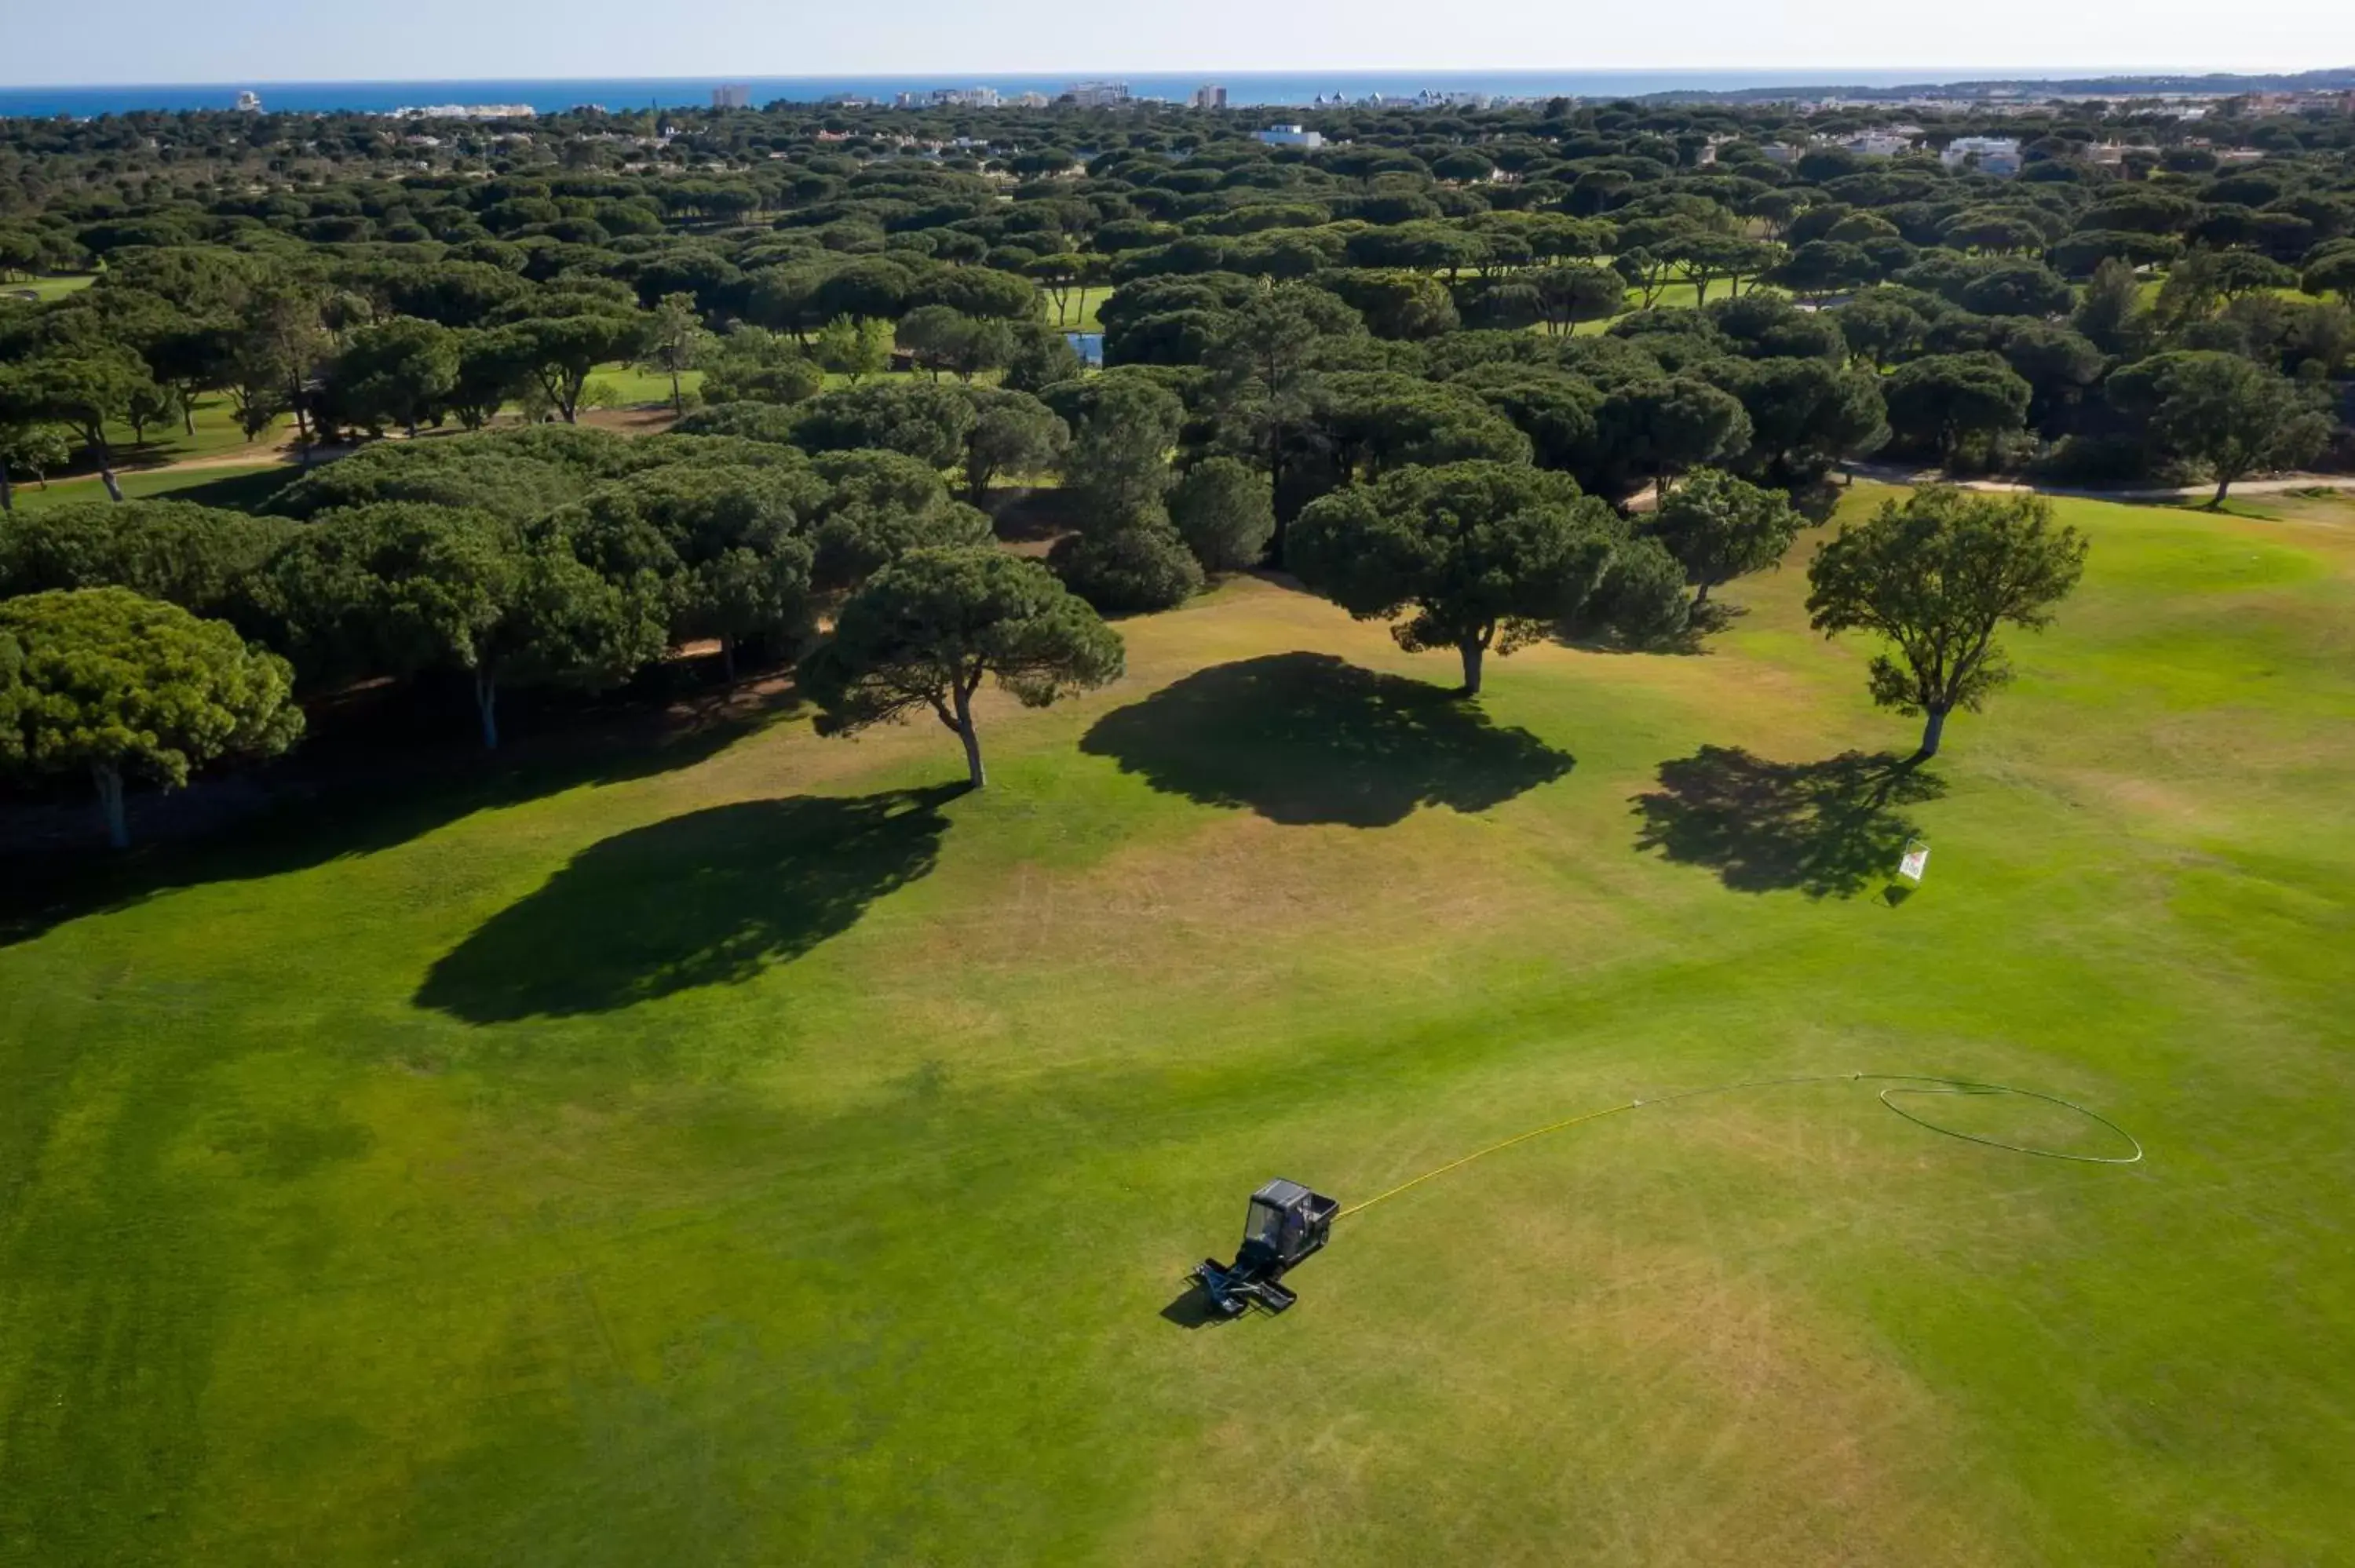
[1167,458,1276,573]
[1048,509,1203,614]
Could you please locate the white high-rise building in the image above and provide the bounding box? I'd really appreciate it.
[1941,136,2023,177]
[1255,124,1324,148]
[1062,81,1132,108]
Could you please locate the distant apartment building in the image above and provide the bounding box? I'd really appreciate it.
[1061,81,1132,108]
[1191,84,1229,109]
[1254,124,1324,148]
[1941,136,2022,177]
[391,103,536,120]
[1841,129,1917,158]
[712,84,750,110]
[892,90,996,109]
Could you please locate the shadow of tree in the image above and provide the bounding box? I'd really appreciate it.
[1630,746,1946,899]
[1078,652,1575,828]
[414,786,959,1023]
[0,683,801,949]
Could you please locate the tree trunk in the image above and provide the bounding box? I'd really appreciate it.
[1915,706,1948,760]
[2210,474,2233,509]
[721,636,737,683]
[1458,640,1486,697]
[474,672,500,749]
[93,761,129,850]
[1265,428,1290,564]
[96,435,122,503]
[0,461,12,513]
[670,370,685,415]
[1692,579,1711,606]
[951,684,986,787]
[183,399,196,435]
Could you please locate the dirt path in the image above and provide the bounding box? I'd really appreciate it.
[50,426,2352,509]
[131,437,306,473]
[1847,461,2346,505]
[102,406,681,483]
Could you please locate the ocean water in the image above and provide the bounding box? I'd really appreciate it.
[0,69,2056,119]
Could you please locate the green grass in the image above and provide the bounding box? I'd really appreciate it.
[5,273,97,302]
[1048,284,1105,334]
[5,485,2355,1563]
[1557,282,1780,334]
[1031,282,1104,333]
[584,364,705,410]
[5,461,298,512]
[90,392,293,470]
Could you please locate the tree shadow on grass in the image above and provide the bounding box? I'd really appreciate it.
[1078,652,1575,828]
[1630,746,1946,899]
[414,786,958,1023]
[0,680,802,949]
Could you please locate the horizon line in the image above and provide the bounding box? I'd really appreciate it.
[12,64,2350,93]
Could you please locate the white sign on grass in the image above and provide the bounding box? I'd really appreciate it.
[1897,842,1930,884]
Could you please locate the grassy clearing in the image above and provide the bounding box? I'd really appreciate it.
[5,273,97,302]
[84,392,293,471]
[1044,284,1105,334]
[586,364,706,410]
[4,461,298,512]
[3,485,2353,1563]
[1031,281,1104,333]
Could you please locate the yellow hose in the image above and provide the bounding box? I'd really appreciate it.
[1338,1072,2141,1220]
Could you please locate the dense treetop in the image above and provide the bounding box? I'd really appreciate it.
[0,87,2346,828]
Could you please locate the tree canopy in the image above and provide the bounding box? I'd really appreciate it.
[2117,350,2335,505]
[797,546,1123,786]
[1806,487,2087,757]
[1645,468,1805,606]
[1289,459,1634,695]
[0,585,302,846]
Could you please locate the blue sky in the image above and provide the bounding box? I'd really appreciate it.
[5,0,2349,85]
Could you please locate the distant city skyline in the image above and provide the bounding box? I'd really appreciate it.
[13,67,2354,122]
[4,0,2348,88]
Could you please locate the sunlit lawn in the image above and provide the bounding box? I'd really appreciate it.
[5,483,2353,1562]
